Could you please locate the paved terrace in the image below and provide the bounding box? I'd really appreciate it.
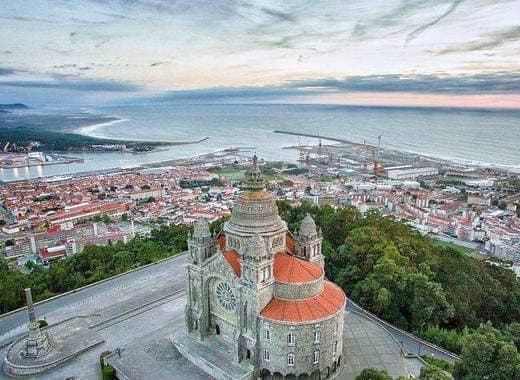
[0,253,456,379]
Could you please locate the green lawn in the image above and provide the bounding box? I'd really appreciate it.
[434,239,474,254]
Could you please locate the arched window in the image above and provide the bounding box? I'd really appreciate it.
[264,349,270,362]
[264,327,270,341]
[243,303,248,330]
[313,330,320,343]
[287,353,295,367]
[288,333,296,346]
[313,350,320,364]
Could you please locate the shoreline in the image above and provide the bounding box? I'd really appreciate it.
[275,130,520,173]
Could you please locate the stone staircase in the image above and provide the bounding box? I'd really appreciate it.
[171,329,254,380]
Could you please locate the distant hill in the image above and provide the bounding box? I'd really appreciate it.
[0,103,30,110]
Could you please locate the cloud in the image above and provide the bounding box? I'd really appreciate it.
[0,77,141,92]
[288,72,520,94]
[53,64,78,69]
[70,31,80,44]
[95,38,111,48]
[434,26,520,55]
[0,15,57,24]
[0,68,16,76]
[405,0,464,45]
[351,0,429,41]
[149,72,520,104]
[150,61,170,67]
[260,7,295,23]
[152,86,304,103]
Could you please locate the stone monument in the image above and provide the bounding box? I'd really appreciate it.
[21,288,51,358]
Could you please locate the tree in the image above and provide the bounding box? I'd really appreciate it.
[120,213,128,222]
[418,364,453,380]
[93,215,102,223]
[453,323,520,380]
[102,215,111,224]
[356,368,393,380]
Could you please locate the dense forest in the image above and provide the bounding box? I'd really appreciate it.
[0,128,166,152]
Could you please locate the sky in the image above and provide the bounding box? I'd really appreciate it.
[0,0,519,108]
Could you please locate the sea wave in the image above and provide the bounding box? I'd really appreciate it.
[74,118,129,139]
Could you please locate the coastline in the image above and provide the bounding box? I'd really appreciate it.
[276,130,520,173]
[73,117,129,138]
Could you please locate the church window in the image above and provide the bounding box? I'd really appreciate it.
[215,282,237,311]
[243,304,248,329]
[264,349,270,362]
[261,266,270,282]
[287,353,295,366]
[314,331,320,344]
[288,333,296,346]
[264,328,270,341]
[333,340,338,355]
[313,350,320,364]
[333,322,338,336]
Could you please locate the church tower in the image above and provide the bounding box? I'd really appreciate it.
[185,218,216,337]
[294,213,324,267]
[188,218,216,265]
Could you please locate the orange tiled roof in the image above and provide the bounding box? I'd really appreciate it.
[223,249,241,277]
[217,233,226,250]
[260,281,346,322]
[273,252,322,283]
[285,232,295,254]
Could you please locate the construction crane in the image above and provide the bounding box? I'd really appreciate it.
[3,142,10,152]
[298,138,306,162]
[317,129,322,156]
[373,135,385,178]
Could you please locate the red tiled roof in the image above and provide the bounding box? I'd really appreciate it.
[260,281,346,322]
[217,233,226,250]
[223,249,241,277]
[285,232,295,254]
[273,252,322,283]
[38,247,66,260]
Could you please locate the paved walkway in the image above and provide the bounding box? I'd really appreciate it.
[341,312,422,379]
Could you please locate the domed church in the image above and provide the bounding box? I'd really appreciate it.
[180,156,346,379]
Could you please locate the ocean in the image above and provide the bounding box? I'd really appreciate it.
[1,103,519,182]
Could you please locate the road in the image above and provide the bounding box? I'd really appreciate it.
[0,253,189,346]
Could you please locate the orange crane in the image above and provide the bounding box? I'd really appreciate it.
[373,135,385,178]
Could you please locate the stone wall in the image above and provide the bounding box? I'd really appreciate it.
[258,311,344,378]
[274,275,324,300]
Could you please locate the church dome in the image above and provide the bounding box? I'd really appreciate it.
[225,156,286,236]
[226,190,286,235]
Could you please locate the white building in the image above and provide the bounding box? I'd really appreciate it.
[385,165,438,180]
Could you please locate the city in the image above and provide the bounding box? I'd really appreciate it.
[2,142,519,276]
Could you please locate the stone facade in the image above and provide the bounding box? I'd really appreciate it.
[182,156,346,379]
